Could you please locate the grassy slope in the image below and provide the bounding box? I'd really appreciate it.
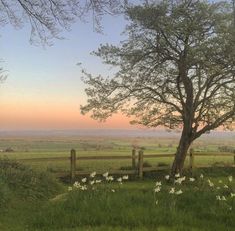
[0,159,64,231]
[1,168,235,230]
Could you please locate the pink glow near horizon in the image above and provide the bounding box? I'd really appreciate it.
[0,100,133,130]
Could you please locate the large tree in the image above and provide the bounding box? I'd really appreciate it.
[81,0,235,175]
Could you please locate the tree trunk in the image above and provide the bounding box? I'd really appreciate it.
[171,129,192,176]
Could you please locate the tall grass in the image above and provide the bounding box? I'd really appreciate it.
[28,172,235,231]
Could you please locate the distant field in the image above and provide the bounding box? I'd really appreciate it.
[0,133,234,175]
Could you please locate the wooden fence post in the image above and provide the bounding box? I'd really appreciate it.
[138,149,144,179]
[189,148,194,175]
[70,149,76,183]
[132,148,136,169]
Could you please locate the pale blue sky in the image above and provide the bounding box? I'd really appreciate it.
[0,13,131,130]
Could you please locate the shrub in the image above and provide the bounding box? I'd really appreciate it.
[143,161,152,167]
[218,146,234,153]
[157,162,169,167]
[0,158,62,201]
[119,166,134,170]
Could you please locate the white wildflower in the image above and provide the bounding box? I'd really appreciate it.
[209,182,214,187]
[228,176,233,182]
[106,176,114,181]
[175,173,180,178]
[230,193,235,198]
[175,176,185,185]
[218,180,223,184]
[95,180,102,184]
[189,177,195,182]
[169,187,175,194]
[122,175,129,180]
[165,175,170,180]
[90,180,95,185]
[224,184,229,189]
[155,200,158,205]
[175,189,183,195]
[200,174,204,179]
[221,196,226,201]
[90,171,96,178]
[111,189,115,192]
[73,181,80,188]
[175,179,182,185]
[81,185,87,191]
[216,187,221,190]
[81,177,87,183]
[103,172,109,178]
[208,179,214,187]
[154,186,161,193]
[117,177,122,183]
[68,186,73,191]
[216,195,221,201]
[155,181,162,186]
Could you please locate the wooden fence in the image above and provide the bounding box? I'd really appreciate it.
[17,148,235,182]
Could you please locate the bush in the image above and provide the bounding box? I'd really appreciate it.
[157,162,169,167]
[218,146,235,153]
[143,161,152,167]
[119,166,134,170]
[0,158,62,202]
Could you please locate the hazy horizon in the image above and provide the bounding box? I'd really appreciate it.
[0,128,234,138]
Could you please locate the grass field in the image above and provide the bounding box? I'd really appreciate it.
[0,133,235,230]
[0,134,234,173]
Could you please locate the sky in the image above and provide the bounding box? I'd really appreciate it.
[0,12,136,130]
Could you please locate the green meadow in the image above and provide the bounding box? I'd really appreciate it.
[0,134,235,230]
[0,134,234,173]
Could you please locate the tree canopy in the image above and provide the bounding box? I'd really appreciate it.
[0,0,124,45]
[0,67,7,82]
[81,0,235,174]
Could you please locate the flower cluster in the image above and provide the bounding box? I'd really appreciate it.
[153,173,235,210]
[215,175,234,204]
[68,171,129,193]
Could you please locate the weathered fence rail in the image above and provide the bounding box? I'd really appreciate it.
[16,148,235,182]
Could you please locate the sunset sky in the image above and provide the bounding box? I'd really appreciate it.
[0,13,135,130]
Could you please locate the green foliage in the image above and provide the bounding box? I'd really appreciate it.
[157,162,169,167]
[218,146,235,153]
[0,158,62,202]
[27,173,235,231]
[143,161,152,167]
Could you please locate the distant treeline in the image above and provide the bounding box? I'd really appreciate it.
[218,146,235,153]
